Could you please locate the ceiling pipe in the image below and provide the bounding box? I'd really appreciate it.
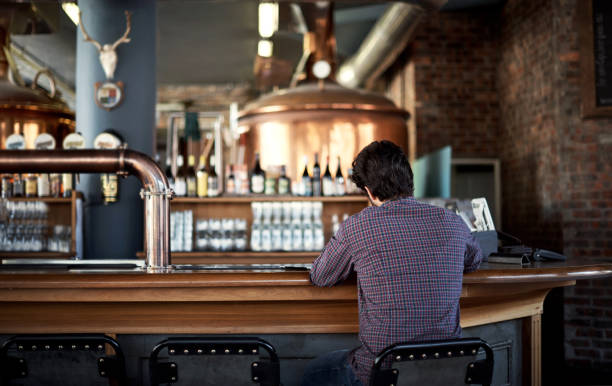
[337,1,446,89]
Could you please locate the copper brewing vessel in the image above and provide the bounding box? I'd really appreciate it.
[237,3,408,180]
[238,81,409,180]
[0,27,74,149]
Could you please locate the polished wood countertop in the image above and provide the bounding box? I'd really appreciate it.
[0,257,610,334]
[0,258,611,289]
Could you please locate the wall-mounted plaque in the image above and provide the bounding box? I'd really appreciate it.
[580,0,612,117]
[94,81,124,111]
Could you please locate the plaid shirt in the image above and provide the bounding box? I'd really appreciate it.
[310,197,482,385]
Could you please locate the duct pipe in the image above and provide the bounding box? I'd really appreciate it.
[337,2,436,89]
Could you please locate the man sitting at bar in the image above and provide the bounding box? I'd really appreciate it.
[301,140,483,386]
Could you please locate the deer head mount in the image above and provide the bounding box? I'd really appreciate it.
[78,10,132,80]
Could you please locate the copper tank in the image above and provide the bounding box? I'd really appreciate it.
[238,3,409,180]
[0,26,75,149]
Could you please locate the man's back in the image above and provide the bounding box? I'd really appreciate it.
[310,197,482,384]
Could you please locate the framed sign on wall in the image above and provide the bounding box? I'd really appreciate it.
[579,0,612,117]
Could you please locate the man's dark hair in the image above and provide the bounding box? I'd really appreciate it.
[351,140,414,200]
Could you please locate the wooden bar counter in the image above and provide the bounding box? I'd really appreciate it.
[1,258,611,385]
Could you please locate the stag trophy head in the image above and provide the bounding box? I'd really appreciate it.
[78,11,132,80]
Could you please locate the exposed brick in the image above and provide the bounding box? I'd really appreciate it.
[593,340,612,349]
[576,328,603,338]
[385,0,612,375]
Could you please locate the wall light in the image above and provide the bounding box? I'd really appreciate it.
[62,2,80,26]
[258,40,273,58]
[258,2,279,38]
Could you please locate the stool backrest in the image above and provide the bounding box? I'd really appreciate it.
[370,338,494,386]
[149,337,280,386]
[0,334,126,386]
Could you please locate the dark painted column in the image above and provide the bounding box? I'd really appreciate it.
[75,0,156,259]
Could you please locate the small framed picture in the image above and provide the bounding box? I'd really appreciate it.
[94,81,124,111]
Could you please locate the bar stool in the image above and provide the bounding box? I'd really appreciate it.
[149,337,281,386]
[369,338,494,386]
[0,334,127,386]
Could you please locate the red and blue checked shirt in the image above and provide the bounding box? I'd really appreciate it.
[310,197,483,385]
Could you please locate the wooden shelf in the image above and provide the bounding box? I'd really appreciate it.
[137,251,319,265]
[171,195,368,203]
[138,251,318,259]
[0,252,75,259]
[5,191,83,203]
[5,197,72,203]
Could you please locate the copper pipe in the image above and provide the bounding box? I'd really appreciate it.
[0,149,172,272]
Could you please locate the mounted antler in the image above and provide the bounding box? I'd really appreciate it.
[78,11,102,51]
[77,10,133,80]
[111,11,132,51]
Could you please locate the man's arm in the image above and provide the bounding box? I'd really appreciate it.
[310,222,354,287]
[464,232,483,273]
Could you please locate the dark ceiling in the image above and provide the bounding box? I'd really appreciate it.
[7,0,505,105]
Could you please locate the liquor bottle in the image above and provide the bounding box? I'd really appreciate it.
[50,174,61,197]
[1,174,12,198]
[62,173,73,198]
[250,152,265,194]
[174,155,187,197]
[25,174,37,198]
[277,165,291,195]
[335,156,345,196]
[186,155,197,197]
[165,157,175,192]
[12,174,24,197]
[301,156,312,197]
[37,174,50,197]
[312,153,321,196]
[207,156,219,197]
[226,164,236,195]
[322,156,334,196]
[196,155,208,197]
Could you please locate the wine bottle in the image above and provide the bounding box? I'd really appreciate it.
[277,165,291,195]
[25,174,38,198]
[62,173,73,198]
[165,157,175,192]
[37,174,50,197]
[322,156,334,196]
[301,156,312,197]
[174,155,187,197]
[207,156,219,197]
[196,155,208,197]
[312,152,321,196]
[250,152,265,194]
[1,174,12,198]
[226,164,236,195]
[335,156,346,196]
[186,155,197,197]
[12,174,24,197]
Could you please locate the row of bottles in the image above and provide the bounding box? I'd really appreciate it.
[166,150,361,198]
[166,154,219,198]
[168,202,353,253]
[1,132,81,199]
[1,173,73,199]
[249,152,359,197]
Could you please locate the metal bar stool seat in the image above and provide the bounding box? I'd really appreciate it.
[0,334,127,386]
[370,337,494,386]
[149,336,281,386]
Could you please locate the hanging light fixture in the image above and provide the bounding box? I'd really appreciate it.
[257,39,273,58]
[258,2,279,38]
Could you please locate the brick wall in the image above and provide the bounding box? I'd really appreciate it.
[386,0,612,380]
[552,0,612,376]
[386,8,501,158]
[501,0,612,377]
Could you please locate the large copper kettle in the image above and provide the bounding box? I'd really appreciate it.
[238,3,409,180]
[0,26,74,149]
